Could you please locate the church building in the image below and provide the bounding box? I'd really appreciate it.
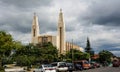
[31,9,83,54]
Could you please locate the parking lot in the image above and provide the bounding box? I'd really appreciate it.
[74,67,120,72]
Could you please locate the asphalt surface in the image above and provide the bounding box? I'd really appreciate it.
[74,67,120,72]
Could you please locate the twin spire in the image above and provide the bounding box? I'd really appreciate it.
[32,9,66,54]
[31,12,40,44]
[58,9,66,54]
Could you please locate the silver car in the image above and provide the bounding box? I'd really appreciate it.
[51,62,68,72]
[33,64,56,72]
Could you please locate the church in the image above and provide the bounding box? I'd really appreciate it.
[31,9,83,54]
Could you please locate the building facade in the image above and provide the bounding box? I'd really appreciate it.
[38,35,59,49]
[66,42,84,52]
[31,13,40,44]
[31,10,83,54]
[57,9,66,54]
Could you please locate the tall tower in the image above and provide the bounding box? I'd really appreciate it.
[31,13,40,44]
[58,9,66,54]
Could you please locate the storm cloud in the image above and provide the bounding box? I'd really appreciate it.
[0,0,53,9]
[0,0,120,56]
[80,0,120,27]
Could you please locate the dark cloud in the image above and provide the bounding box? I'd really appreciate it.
[80,0,120,26]
[66,27,75,32]
[0,0,53,9]
[97,43,120,51]
[39,21,75,34]
[37,17,75,34]
[0,14,32,33]
[39,21,57,34]
[65,22,76,32]
[94,42,120,52]
[0,0,120,56]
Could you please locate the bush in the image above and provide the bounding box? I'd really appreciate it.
[0,67,4,72]
[16,55,31,66]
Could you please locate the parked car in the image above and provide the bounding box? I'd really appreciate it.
[90,62,100,68]
[90,62,95,69]
[66,63,75,72]
[51,62,68,72]
[33,64,56,72]
[73,60,91,70]
[5,68,26,72]
[112,60,120,67]
[74,63,83,71]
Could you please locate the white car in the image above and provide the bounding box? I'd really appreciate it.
[33,64,56,72]
[51,62,68,72]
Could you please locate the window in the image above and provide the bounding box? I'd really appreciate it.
[42,36,48,43]
[59,63,66,67]
[51,63,57,66]
[33,29,35,37]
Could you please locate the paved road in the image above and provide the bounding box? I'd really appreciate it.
[74,67,120,72]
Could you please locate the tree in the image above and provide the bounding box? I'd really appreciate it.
[65,49,90,62]
[85,37,94,56]
[0,31,23,56]
[0,31,23,66]
[0,31,59,66]
[14,42,58,65]
[0,56,4,72]
[99,50,113,64]
[16,55,31,66]
[0,31,14,56]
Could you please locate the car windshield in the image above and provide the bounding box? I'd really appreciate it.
[51,63,57,66]
[84,61,89,64]
[67,63,73,66]
[43,64,53,68]
[59,63,66,67]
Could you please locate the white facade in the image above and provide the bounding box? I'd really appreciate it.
[31,10,84,54]
[31,13,40,44]
[57,9,66,54]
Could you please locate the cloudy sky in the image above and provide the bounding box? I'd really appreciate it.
[0,0,120,56]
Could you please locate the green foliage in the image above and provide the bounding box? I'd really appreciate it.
[65,49,90,61]
[80,53,90,60]
[0,31,91,67]
[0,31,23,56]
[0,67,4,72]
[15,55,36,66]
[16,55,30,66]
[99,50,113,63]
[0,31,14,56]
[85,37,94,56]
[0,56,4,72]
[0,31,59,67]
[14,42,58,66]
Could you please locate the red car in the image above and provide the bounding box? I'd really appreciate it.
[90,62,100,68]
[112,60,120,67]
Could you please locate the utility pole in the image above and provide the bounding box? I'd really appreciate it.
[72,39,74,62]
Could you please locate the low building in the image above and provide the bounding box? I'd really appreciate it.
[66,42,84,52]
[38,35,59,49]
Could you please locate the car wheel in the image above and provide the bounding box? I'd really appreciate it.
[56,70,59,72]
[69,70,73,72]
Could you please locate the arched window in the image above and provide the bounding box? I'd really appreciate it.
[33,29,35,37]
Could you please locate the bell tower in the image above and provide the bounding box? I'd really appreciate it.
[58,9,66,54]
[31,13,40,44]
